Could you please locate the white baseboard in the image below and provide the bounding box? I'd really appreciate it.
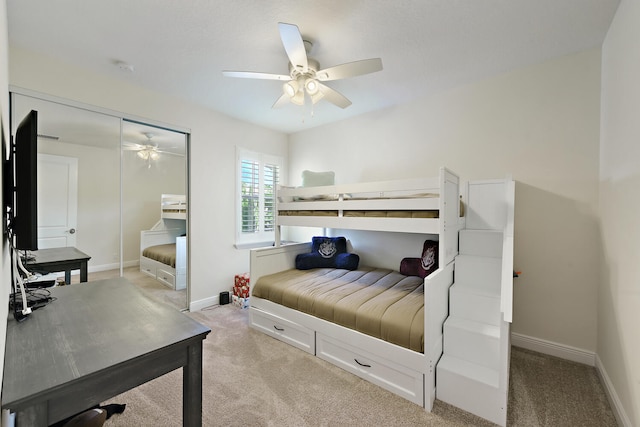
[50,260,140,277]
[595,354,633,427]
[190,295,218,312]
[90,260,139,272]
[89,262,120,273]
[511,332,596,366]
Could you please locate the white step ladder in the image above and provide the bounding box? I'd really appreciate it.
[436,179,515,426]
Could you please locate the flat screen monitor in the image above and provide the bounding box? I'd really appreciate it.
[14,110,38,251]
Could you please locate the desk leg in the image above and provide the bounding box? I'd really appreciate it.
[65,270,71,285]
[80,261,88,282]
[183,341,203,427]
[16,402,47,426]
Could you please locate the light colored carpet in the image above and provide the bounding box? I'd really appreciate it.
[83,267,187,311]
[88,269,617,426]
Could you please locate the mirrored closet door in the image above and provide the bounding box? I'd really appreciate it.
[10,92,189,311]
[122,120,188,310]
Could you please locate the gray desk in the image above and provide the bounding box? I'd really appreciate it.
[2,277,210,426]
[24,247,91,283]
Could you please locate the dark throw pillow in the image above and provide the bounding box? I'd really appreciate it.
[335,253,360,270]
[295,252,337,270]
[295,236,359,270]
[400,240,439,278]
[311,236,347,259]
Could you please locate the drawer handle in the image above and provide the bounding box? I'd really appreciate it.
[274,325,284,331]
[354,359,371,368]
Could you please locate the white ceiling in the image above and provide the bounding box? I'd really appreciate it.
[7,0,620,135]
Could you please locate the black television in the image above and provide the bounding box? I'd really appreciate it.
[13,110,38,251]
[2,130,14,235]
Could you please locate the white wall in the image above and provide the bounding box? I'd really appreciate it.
[8,46,289,308]
[599,0,640,424]
[290,49,602,353]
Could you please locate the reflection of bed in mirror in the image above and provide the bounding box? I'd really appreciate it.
[140,194,187,290]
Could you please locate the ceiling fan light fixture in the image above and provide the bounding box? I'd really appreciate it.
[150,151,159,160]
[290,90,305,106]
[304,78,319,95]
[283,80,298,97]
[137,150,149,160]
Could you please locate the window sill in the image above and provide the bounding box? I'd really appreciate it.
[234,241,275,250]
[234,241,296,250]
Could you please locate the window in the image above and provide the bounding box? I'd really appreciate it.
[236,148,283,247]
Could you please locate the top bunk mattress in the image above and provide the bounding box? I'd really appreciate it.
[252,266,424,353]
[142,243,176,268]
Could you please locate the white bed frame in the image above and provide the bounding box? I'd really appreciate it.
[160,193,187,220]
[139,194,187,290]
[249,167,461,410]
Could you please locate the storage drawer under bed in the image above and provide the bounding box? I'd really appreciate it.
[316,333,424,405]
[140,257,156,278]
[156,268,176,288]
[250,308,315,355]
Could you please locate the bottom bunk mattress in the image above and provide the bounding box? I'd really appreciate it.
[142,243,176,268]
[252,267,424,352]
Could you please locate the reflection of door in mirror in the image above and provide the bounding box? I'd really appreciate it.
[122,120,188,310]
[37,153,78,249]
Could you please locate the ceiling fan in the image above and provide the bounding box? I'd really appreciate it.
[223,22,383,109]
[123,132,182,168]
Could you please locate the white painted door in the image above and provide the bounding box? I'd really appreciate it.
[37,154,78,249]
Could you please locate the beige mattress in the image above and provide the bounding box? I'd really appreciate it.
[142,243,176,268]
[252,267,424,352]
[278,210,439,218]
[278,201,464,218]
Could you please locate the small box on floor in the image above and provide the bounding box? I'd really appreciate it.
[233,272,250,298]
[232,294,250,309]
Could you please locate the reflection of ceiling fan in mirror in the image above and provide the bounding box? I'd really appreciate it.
[123,132,183,168]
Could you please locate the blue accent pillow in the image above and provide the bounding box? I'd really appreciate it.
[335,253,360,270]
[311,236,347,258]
[295,236,359,270]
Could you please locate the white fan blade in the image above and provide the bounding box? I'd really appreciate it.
[156,150,184,157]
[122,143,145,151]
[316,58,383,81]
[272,93,290,109]
[222,70,290,81]
[318,83,352,109]
[278,22,308,72]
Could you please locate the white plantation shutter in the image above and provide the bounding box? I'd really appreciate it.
[241,159,260,233]
[237,148,283,246]
[263,162,278,232]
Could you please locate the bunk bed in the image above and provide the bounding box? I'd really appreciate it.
[140,194,187,290]
[160,193,188,219]
[249,167,462,410]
